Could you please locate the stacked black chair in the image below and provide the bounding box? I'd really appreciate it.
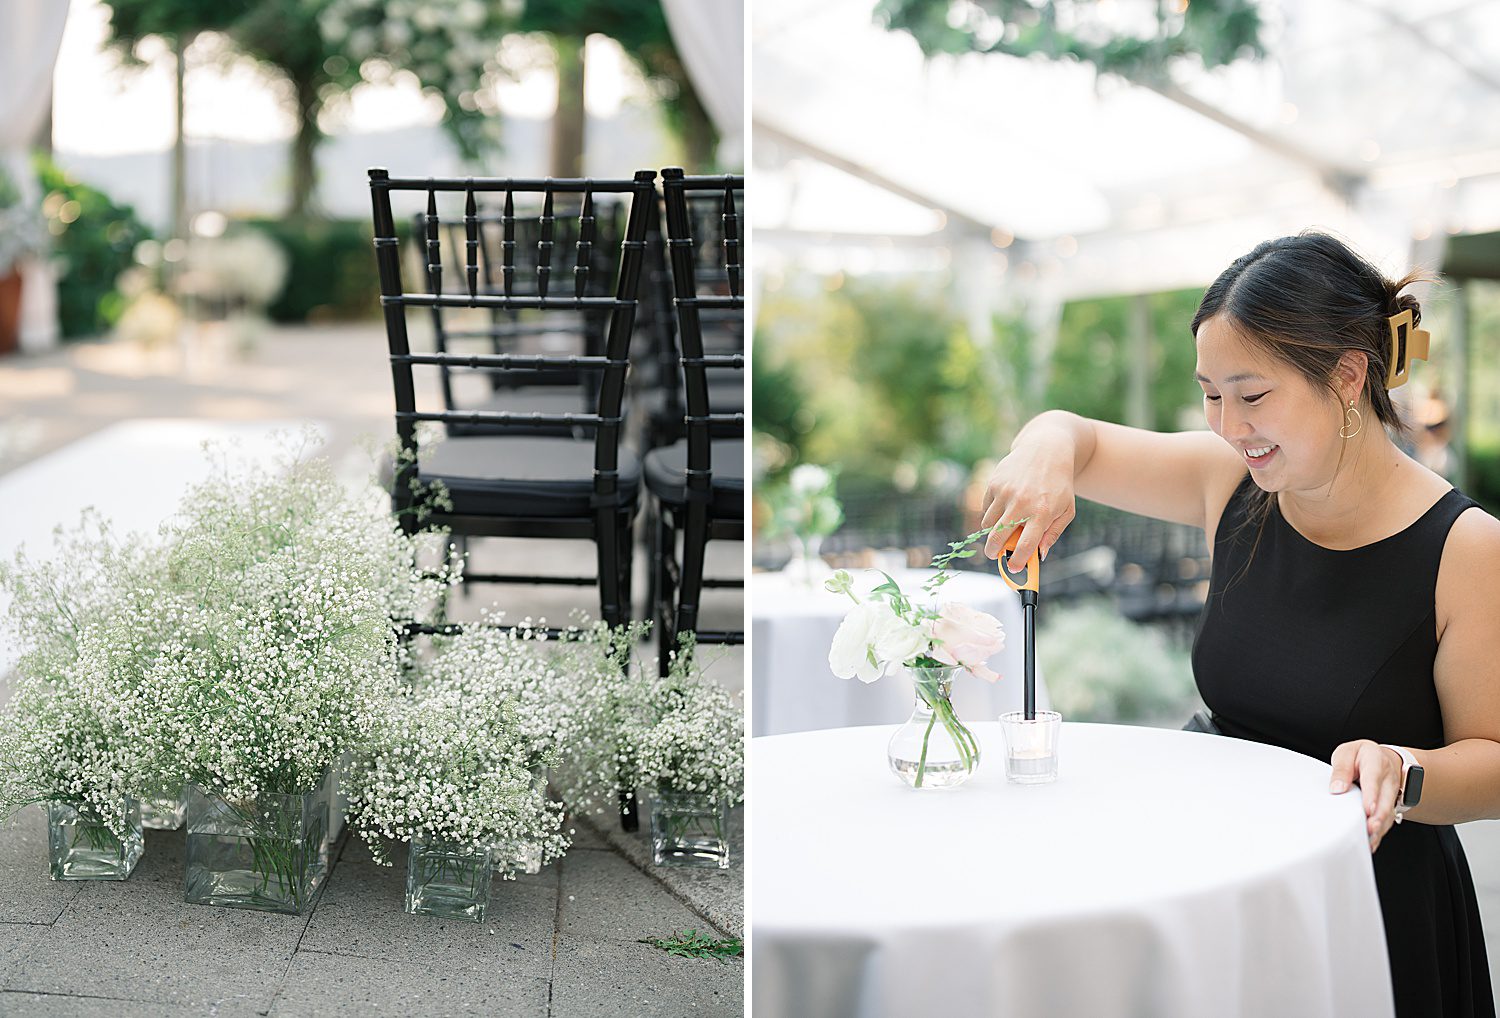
[638,190,746,452]
[369,168,657,630]
[646,168,746,672]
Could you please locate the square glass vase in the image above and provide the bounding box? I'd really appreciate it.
[650,789,731,870]
[184,768,333,915]
[47,798,144,881]
[140,788,186,830]
[406,838,493,922]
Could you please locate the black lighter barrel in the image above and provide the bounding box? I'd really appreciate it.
[1022,591,1038,719]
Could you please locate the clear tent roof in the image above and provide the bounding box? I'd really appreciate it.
[752,0,1500,300]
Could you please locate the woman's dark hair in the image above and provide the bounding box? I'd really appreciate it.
[1191,231,1431,550]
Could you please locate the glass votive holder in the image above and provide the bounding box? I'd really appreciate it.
[999,710,1062,784]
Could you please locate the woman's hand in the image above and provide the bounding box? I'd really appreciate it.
[979,433,1077,570]
[1329,740,1405,853]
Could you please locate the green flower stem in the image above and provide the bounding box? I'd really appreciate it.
[911,676,979,788]
[659,810,726,847]
[915,709,938,786]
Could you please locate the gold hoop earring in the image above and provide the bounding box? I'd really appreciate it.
[1339,400,1363,440]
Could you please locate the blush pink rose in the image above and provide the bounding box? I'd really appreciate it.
[929,602,1006,683]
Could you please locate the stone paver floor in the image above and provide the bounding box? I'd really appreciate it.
[0,801,742,1017]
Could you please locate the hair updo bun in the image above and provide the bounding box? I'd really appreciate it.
[1388,284,1423,326]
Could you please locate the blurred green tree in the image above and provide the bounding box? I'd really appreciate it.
[228,0,361,220]
[755,280,1015,490]
[1047,288,1204,432]
[517,1,718,173]
[753,282,1211,504]
[97,0,239,238]
[872,0,1264,80]
[100,0,358,221]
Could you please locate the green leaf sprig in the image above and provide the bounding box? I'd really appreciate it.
[639,929,744,962]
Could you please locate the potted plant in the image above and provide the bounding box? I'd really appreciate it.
[416,617,606,873]
[0,162,45,355]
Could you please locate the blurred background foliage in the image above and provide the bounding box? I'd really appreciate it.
[753,276,1500,512]
[36,155,155,339]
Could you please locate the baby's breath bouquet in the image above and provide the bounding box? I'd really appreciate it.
[416,614,602,773]
[152,444,459,804]
[560,633,744,810]
[633,642,743,868]
[0,513,176,857]
[151,439,458,911]
[546,620,655,822]
[559,633,743,867]
[633,643,745,804]
[343,687,570,872]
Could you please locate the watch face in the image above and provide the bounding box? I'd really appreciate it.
[1404,765,1424,808]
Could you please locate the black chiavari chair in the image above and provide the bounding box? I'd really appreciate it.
[369,168,657,631]
[646,168,745,673]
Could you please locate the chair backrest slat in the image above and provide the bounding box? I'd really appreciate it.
[574,188,595,301]
[502,191,516,299]
[464,185,479,299]
[536,189,554,299]
[721,187,741,299]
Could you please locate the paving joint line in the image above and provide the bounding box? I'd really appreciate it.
[0,987,188,1007]
[257,823,353,1017]
[546,852,565,1018]
[0,918,63,927]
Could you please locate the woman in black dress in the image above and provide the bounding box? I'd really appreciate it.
[979,231,1499,1018]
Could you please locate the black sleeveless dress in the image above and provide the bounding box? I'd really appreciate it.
[1193,472,1495,1018]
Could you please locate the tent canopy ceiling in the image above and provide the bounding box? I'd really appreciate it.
[753,0,1500,294]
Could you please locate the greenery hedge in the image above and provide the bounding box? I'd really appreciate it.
[242,217,382,323]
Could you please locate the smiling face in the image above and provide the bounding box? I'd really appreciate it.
[1195,315,1356,493]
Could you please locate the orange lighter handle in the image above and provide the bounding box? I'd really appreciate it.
[999,529,1039,593]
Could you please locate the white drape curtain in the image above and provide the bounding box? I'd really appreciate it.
[1,0,70,351]
[660,0,744,169]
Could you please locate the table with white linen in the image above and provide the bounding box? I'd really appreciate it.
[752,722,1394,1018]
[750,567,1050,736]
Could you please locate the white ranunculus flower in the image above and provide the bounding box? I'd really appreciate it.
[829,601,925,683]
[789,463,831,496]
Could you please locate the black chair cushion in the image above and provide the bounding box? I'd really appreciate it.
[643,440,744,518]
[421,436,640,518]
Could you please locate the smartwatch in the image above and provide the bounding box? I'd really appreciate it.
[1380,744,1424,823]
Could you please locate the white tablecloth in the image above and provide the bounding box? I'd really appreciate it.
[752,723,1394,1018]
[750,568,1050,737]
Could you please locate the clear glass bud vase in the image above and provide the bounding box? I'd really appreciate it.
[887,665,980,789]
[786,534,830,587]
